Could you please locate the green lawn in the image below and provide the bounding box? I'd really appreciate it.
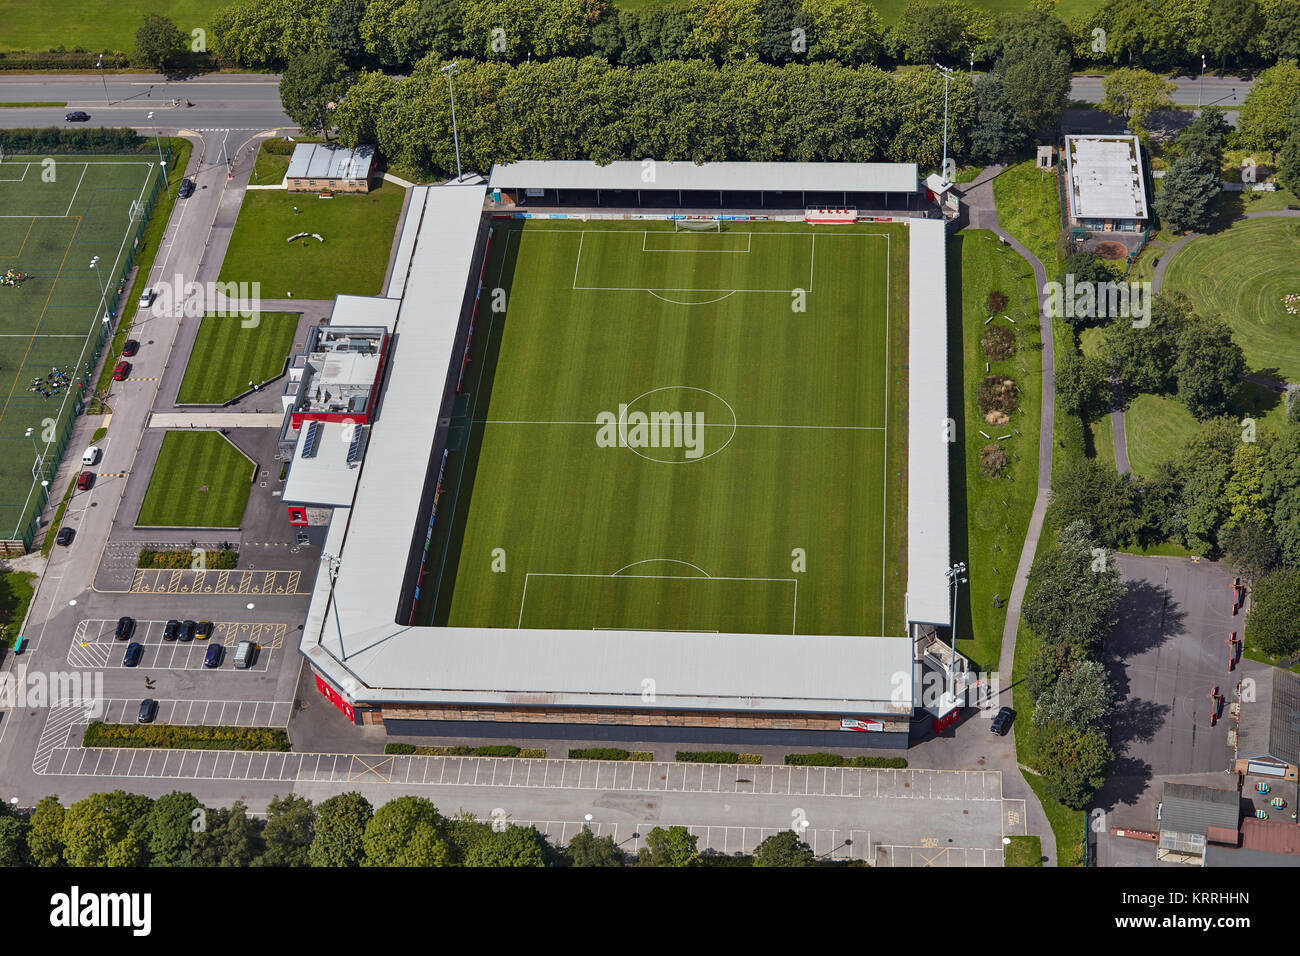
[217,180,406,300]
[176,312,301,404]
[949,230,1042,672]
[250,150,290,187]
[1163,218,1300,380]
[137,431,254,528]
[1006,834,1044,866]
[1021,767,1087,866]
[0,1,226,52]
[0,570,37,648]
[991,159,1066,277]
[423,220,908,637]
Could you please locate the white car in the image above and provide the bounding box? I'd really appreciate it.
[138,287,157,309]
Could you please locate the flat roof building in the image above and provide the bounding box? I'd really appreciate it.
[1063,135,1150,234]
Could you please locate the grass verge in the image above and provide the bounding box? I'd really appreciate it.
[175,312,300,404]
[136,431,254,528]
[1006,834,1044,866]
[83,722,289,751]
[0,570,37,648]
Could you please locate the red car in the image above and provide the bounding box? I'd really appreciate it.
[112,361,130,381]
[122,339,139,357]
[76,471,94,491]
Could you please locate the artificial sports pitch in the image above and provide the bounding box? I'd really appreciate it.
[424,219,908,639]
[0,155,162,540]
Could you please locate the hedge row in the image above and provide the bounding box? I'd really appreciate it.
[137,548,238,570]
[384,743,545,758]
[674,751,762,764]
[784,752,908,768]
[567,748,653,761]
[0,127,148,153]
[0,52,131,71]
[83,722,289,751]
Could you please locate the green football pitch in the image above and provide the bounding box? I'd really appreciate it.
[0,155,162,541]
[422,220,908,638]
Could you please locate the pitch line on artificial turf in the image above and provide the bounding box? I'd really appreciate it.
[474,420,884,430]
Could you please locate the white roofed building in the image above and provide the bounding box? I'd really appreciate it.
[1063,135,1150,234]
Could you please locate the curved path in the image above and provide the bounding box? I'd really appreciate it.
[956,166,1061,865]
[1111,207,1300,469]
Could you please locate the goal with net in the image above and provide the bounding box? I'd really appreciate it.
[674,218,721,232]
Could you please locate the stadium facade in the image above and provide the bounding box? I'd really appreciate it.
[290,162,963,748]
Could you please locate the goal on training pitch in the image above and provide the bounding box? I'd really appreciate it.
[675,218,722,232]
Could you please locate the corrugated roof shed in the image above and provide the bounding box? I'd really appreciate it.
[287,143,375,181]
[1160,782,1240,836]
[1238,668,1300,767]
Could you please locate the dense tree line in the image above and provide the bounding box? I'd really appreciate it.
[0,790,844,867]
[332,55,975,178]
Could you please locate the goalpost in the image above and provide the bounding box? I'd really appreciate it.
[675,218,722,232]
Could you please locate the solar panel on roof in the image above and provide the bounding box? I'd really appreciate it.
[302,421,321,459]
[346,425,364,463]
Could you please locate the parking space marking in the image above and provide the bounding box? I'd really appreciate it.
[67,618,284,671]
[129,569,306,595]
[874,844,1003,867]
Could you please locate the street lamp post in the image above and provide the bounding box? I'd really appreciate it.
[936,65,955,182]
[1199,55,1206,109]
[97,54,109,105]
[322,551,346,659]
[945,561,968,709]
[89,256,110,324]
[441,62,464,183]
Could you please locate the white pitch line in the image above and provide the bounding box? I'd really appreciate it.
[62,162,88,218]
[474,419,884,430]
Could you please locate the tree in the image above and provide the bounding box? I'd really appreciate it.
[135,13,188,73]
[969,73,1030,162]
[1049,459,1143,549]
[1177,106,1231,167]
[1025,640,1087,702]
[568,825,625,865]
[62,791,151,867]
[1139,457,1188,544]
[996,35,1072,137]
[1024,519,1126,650]
[1201,0,1262,67]
[1101,291,1192,394]
[1276,97,1300,197]
[1099,68,1176,139]
[411,0,467,60]
[192,801,264,867]
[1032,659,1113,733]
[753,829,816,866]
[28,795,65,867]
[1222,520,1280,577]
[684,0,764,62]
[326,0,371,66]
[1173,314,1246,419]
[980,6,1070,63]
[309,792,373,867]
[210,0,330,68]
[1245,566,1300,656]
[1261,0,1300,62]
[639,825,700,866]
[1179,416,1241,553]
[259,794,315,866]
[1154,152,1221,234]
[888,0,992,63]
[279,48,350,138]
[1237,59,1300,151]
[464,824,549,866]
[0,814,30,867]
[1055,351,1111,422]
[758,0,811,63]
[146,791,202,867]
[802,0,883,64]
[1262,424,1300,565]
[1037,723,1113,809]
[362,796,450,866]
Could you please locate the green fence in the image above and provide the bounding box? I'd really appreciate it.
[8,150,169,551]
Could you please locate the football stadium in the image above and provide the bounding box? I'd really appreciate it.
[287,162,958,749]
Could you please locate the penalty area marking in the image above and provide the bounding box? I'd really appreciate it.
[519,571,798,634]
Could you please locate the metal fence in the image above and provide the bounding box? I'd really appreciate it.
[6,150,170,552]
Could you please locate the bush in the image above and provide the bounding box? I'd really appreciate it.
[628,752,654,761]
[674,751,763,764]
[82,722,289,751]
[383,743,541,757]
[568,748,630,760]
[518,748,546,758]
[262,136,298,155]
[979,443,1009,478]
[784,753,908,768]
[385,743,416,754]
[982,323,1015,360]
[977,375,1018,424]
[137,548,238,570]
[985,290,1008,313]
[0,126,146,152]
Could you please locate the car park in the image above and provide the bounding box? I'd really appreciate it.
[55,527,74,546]
[114,616,135,640]
[163,619,180,642]
[990,706,1016,736]
[75,471,94,491]
[65,111,89,122]
[112,361,130,381]
[122,339,139,356]
[195,620,213,640]
[203,644,223,668]
[137,699,158,723]
[181,620,196,642]
[178,178,195,198]
[123,643,143,667]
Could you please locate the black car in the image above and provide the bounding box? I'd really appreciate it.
[55,526,75,546]
[65,111,90,122]
[177,178,195,198]
[989,706,1016,736]
[123,642,144,667]
[163,619,180,642]
[137,698,158,723]
[203,643,223,668]
[122,339,139,357]
[114,616,135,641]
[180,620,196,642]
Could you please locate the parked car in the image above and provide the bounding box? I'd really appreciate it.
[989,706,1016,736]
[138,287,157,309]
[163,619,180,642]
[123,643,143,667]
[55,527,74,546]
[195,620,213,640]
[112,361,130,381]
[203,643,223,668]
[122,339,139,356]
[81,445,100,466]
[65,111,89,122]
[114,616,135,641]
[178,178,195,198]
[137,698,158,723]
[180,620,196,642]
[75,471,94,491]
